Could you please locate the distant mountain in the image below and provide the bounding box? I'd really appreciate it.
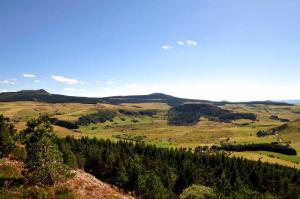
[0,89,292,106]
[101,93,292,106]
[0,89,104,104]
[276,100,300,104]
[100,93,213,106]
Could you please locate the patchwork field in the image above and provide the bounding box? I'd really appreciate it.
[1,101,300,169]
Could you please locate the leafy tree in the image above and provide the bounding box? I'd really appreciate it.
[0,115,16,158]
[137,173,169,199]
[22,116,70,186]
[179,184,217,199]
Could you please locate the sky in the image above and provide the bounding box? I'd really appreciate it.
[0,0,300,101]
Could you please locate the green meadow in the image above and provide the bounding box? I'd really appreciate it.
[1,101,300,169]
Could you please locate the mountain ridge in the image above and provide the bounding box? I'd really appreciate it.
[0,89,292,106]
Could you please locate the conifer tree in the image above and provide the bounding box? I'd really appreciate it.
[22,116,70,186]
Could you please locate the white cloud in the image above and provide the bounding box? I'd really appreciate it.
[186,40,197,46]
[1,90,8,92]
[1,79,16,85]
[161,45,173,50]
[177,41,185,45]
[95,81,100,84]
[23,73,36,78]
[51,75,83,85]
[177,40,198,47]
[34,79,46,84]
[106,78,116,85]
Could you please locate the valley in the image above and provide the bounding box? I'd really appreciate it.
[1,91,300,169]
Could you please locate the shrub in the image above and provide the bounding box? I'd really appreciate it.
[55,186,74,199]
[179,184,217,199]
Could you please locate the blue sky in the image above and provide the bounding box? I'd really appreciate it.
[0,0,300,101]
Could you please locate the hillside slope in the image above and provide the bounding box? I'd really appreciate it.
[279,119,300,144]
[0,158,134,199]
[65,170,135,199]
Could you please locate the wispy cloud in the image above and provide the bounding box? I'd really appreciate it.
[95,81,100,84]
[106,78,116,85]
[51,75,83,85]
[161,45,173,50]
[162,40,197,50]
[186,40,197,46]
[23,73,36,78]
[177,40,198,47]
[1,79,16,85]
[177,41,185,45]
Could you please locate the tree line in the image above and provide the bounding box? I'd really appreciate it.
[57,136,300,198]
[197,143,297,155]
[2,115,300,198]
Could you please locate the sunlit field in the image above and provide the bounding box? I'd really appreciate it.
[1,101,300,169]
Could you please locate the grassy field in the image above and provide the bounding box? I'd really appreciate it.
[1,101,300,168]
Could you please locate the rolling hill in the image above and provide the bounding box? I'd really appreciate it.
[0,89,292,106]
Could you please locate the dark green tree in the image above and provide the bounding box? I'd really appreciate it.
[58,142,78,169]
[0,115,16,158]
[137,172,169,199]
[22,115,70,186]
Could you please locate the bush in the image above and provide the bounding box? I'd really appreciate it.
[257,124,288,137]
[270,115,290,122]
[138,110,158,116]
[23,187,48,199]
[179,184,217,199]
[55,186,74,199]
[118,109,138,116]
[10,145,26,161]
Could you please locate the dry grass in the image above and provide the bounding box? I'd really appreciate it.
[1,101,300,168]
[64,170,135,199]
[230,152,300,169]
